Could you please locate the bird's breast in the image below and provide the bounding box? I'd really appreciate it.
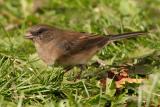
[34,42,62,65]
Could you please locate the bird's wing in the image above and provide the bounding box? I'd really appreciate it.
[58,33,109,56]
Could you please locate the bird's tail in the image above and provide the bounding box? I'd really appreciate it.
[108,31,147,41]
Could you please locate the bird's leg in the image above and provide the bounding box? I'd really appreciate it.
[64,66,74,73]
[75,64,86,80]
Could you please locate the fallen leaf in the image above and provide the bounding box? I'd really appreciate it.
[116,78,144,88]
[99,68,145,88]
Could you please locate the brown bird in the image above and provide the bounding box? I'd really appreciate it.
[25,24,147,76]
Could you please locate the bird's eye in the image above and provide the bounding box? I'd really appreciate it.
[36,28,47,35]
[37,30,43,34]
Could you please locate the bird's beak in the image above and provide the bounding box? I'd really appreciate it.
[24,32,34,39]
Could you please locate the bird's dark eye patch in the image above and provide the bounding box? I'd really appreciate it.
[37,28,47,34]
[32,28,48,36]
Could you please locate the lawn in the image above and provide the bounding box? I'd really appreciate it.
[0,0,160,107]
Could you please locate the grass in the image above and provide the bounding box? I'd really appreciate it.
[0,0,160,106]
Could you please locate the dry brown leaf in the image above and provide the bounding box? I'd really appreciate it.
[99,69,144,88]
[116,78,144,88]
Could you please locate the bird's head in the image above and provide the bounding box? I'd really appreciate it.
[25,24,62,44]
